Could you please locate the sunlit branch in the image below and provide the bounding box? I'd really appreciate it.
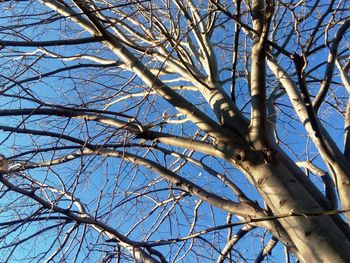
[336,59,350,93]
[0,108,221,156]
[255,236,278,263]
[72,0,248,143]
[296,161,337,209]
[230,0,241,102]
[44,223,79,263]
[26,48,116,63]
[345,99,350,161]
[266,87,284,144]
[268,56,350,218]
[105,86,197,106]
[216,224,255,263]
[313,18,350,113]
[53,0,229,141]
[247,0,273,150]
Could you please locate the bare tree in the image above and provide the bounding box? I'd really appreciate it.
[0,0,349,262]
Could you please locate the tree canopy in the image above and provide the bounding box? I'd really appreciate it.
[0,0,350,262]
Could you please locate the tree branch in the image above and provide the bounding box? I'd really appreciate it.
[313,18,350,113]
[217,224,255,263]
[248,0,274,149]
[297,161,337,209]
[0,173,160,263]
[0,36,104,47]
[254,236,278,263]
[0,108,221,157]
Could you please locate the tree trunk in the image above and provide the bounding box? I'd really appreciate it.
[226,144,350,262]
